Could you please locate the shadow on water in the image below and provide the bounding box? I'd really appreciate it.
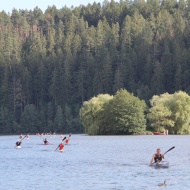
[150,166,169,170]
[40,150,52,152]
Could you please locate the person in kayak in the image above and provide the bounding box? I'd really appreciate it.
[15,140,22,147]
[150,148,164,166]
[65,137,69,144]
[19,134,23,139]
[43,138,49,144]
[55,142,64,151]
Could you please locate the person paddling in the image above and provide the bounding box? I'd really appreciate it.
[43,138,49,145]
[150,148,164,166]
[15,140,22,147]
[65,137,69,144]
[19,134,23,139]
[55,142,64,151]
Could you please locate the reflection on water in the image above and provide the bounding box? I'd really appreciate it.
[0,135,190,190]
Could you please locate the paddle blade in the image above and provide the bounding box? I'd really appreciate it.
[164,146,175,155]
[62,137,66,141]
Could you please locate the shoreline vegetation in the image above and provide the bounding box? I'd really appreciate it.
[1,0,190,135]
[80,89,190,135]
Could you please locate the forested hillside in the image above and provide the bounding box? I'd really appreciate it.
[0,0,190,133]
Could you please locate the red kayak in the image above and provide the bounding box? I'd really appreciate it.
[153,132,165,135]
[40,143,53,145]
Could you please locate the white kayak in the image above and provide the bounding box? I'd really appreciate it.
[15,146,21,149]
[59,149,64,153]
[152,161,169,168]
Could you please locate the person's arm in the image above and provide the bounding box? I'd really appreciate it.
[150,155,155,166]
[161,154,164,159]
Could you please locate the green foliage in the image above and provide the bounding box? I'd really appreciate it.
[148,93,175,132]
[80,89,147,135]
[1,1,190,134]
[80,94,113,135]
[148,91,190,134]
[20,104,42,132]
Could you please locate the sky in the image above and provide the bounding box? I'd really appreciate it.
[1,0,110,14]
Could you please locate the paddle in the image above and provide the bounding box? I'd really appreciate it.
[55,136,66,151]
[22,134,28,140]
[164,146,175,155]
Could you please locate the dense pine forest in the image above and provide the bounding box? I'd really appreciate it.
[1,0,190,134]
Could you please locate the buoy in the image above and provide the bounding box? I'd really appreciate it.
[61,135,63,138]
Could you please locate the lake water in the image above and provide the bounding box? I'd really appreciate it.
[0,134,189,190]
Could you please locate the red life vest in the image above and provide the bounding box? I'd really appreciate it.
[59,144,64,150]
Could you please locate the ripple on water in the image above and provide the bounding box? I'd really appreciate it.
[0,135,190,190]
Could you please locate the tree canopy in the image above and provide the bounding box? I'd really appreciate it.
[148,91,190,134]
[1,0,190,133]
[80,89,147,135]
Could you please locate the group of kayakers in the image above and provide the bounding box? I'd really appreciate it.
[15,133,72,152]
[36,132,57,137]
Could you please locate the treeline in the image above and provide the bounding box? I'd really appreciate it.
[1,0,190,133]
[80,89,190,135]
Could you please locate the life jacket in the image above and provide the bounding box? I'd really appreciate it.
[16,142,21,146]
[59,144,64,150]
[154,154,162,162]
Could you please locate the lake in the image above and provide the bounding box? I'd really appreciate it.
[0,134,189,190]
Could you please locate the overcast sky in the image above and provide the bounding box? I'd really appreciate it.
[1,0,115,13]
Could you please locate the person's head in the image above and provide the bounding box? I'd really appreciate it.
[45,138,47,140]
[157,148,161,154]
[17,140,20,142]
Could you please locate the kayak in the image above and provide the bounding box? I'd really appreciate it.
[15,146,21,149]
[40,143,53,145]
[153,132,165,135]
[59,149,64,153]
[152,161,169,168]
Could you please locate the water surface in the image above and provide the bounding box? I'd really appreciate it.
[0,135,189,189]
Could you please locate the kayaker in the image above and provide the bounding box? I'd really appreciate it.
[15,140,22,147]
[55,142,64,151]
[65,137,69,144]
[150,148,164,166]
[19,134,23,139]
[43,138,49,144]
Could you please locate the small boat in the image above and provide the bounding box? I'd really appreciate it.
[15,146,21,149]
[153,132,165,135]
[40,143,53,145]
[59,149,64,153]
[152,161,169,168]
